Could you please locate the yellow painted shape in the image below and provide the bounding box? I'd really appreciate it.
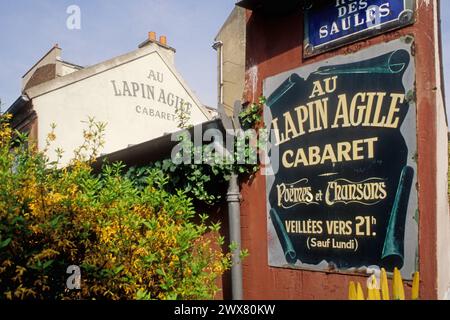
[356,282,365,300]
[370,275,381,300]
[348,281,357,300]
[374,287,381,300]
[393,267,405,300]
[367,275,376,300]
[380,268,390,300]
[412,271,420,300]
[367,288,375,300]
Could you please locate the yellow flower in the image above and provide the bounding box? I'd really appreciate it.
[4,291,12,300]
[84,132,94,140]
[29,225,42,234]
[47,132,56,142]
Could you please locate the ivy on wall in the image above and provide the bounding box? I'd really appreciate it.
[125,98,266,206]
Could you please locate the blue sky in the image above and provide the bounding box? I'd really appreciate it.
[0,1,449,117]
[0,0,235,111]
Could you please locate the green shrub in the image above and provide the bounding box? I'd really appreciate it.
[0,115,230,299]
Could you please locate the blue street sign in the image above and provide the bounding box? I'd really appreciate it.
[304,0,415,57]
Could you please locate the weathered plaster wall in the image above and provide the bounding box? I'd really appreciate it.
[241,1,447,299]
[433,0,450,300]
[31,49,209,165]
[215,6,247,116]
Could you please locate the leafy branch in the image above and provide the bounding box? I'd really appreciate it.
[126,97,266,206]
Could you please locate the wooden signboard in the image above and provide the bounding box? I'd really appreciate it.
[264,38,418,278]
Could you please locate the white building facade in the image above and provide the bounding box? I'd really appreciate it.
[7,33,214,165]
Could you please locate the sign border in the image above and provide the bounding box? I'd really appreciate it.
[264,36,418,279]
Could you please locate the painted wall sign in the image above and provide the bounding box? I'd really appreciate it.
[264,38,418,279]
[304,0,415,57]
[32,50,210,166]
[110,68,194,123]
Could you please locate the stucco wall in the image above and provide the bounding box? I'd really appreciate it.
[436,77,450,299]
[241,0,448,299]
[32,50,209,165]
[433,0,450,300]
[215,7,246,116]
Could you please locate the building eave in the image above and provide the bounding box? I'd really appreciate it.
[24,45,161,100]
[4,95,30,115]
[92,118,224,172]
[23,43,214,120]
[60,60,84,70]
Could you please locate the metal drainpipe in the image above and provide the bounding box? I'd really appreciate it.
[212,41,224,104]
[219,43,224,104]
[214,39,243,300]
[227,172,243,300]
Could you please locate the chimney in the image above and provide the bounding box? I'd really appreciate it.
[159,35,167,46]
[139,31,174,49]
[148,31,156,42]
[138,31,176,65]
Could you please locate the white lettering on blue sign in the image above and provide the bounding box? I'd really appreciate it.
[305,0,414,55]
